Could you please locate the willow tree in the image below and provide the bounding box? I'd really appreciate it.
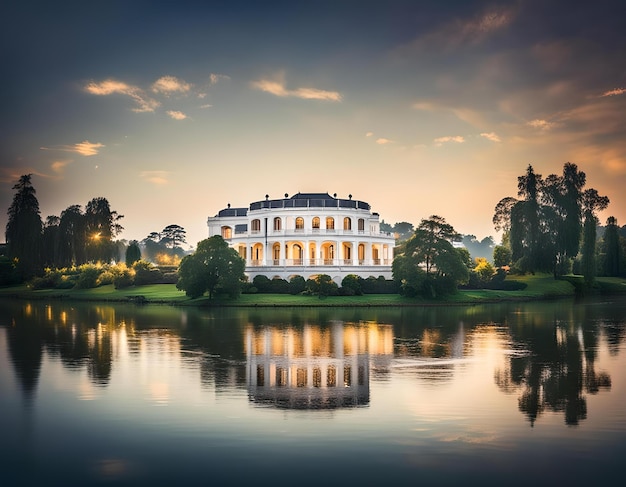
[5,174,43,279]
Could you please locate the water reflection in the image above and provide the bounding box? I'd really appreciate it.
[245,322,393,409]
[493,303,618,426]
[1,298,625,427]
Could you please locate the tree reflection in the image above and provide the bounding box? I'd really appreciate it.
[496,304,615,426]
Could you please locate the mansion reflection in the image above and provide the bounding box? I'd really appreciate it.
[245,323,393,409]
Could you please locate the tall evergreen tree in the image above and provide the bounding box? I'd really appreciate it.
[5,175,43,279]
[42,215,60,268]
[125,240,142,266]
[542,163,586,275]
[510,165,548,272]
[602,216,620,277]
[581,189,609,287]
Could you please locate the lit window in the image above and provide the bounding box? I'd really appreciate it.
[295,217,304,229]
[273,217,281,231]
[312,217,320,229]
[326,217,335,230]
[343,217,351,230]
[251,219,261,232]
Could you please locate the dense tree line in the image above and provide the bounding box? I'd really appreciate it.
[493,163,623,283]
[4,175,121,280]
[2,175,196,286]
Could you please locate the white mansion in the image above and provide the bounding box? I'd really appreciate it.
[207,192,396,282]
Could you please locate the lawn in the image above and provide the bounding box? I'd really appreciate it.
[0,273,592,307]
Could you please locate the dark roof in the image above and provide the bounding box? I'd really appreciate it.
[290,192,335,200]
[217,207,248,217]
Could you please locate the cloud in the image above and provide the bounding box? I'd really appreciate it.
[151,76,191,95]
[209,73,230,85]
[51,160,73,173]
[480,132,501,142]
[602,87,626,97]
[434,136,465,146]
[527,119,554,130]
[199,104,213,109]
[251,75,342,101]
[366,132,373,137]
[0,167,53,184]
[85,79,160,112]
[376,138,393,145]
[398,6,515,54]
[140,171,170,185]
[74,141,105,156]
[166,110,187,120]
[41,140,105,156]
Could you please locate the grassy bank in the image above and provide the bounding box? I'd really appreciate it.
[0,273,609,307]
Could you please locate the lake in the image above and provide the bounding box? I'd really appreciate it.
[1,297,625,486]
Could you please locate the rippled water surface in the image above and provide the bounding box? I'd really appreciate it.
[1,297,625,486]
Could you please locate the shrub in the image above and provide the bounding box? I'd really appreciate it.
[288,275,306,295]
[341,274,363,295]
[270,278,289,294]
[133,260,162,286]
[113,268,134,289]
[252,275,272,293]
[75,264,101,289]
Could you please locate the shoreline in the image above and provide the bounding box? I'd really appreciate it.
[1,275,624,308]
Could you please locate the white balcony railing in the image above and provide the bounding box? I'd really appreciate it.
[248,258,392,267]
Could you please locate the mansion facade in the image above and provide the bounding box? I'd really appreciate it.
[207,192,396,282]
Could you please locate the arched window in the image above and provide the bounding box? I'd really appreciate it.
[273,217,282,231]
[343,217,351,230]
[295,217,304,230]
[312,217,320,229]
[221,226,232,239]
[358,218,365,232]
[293,244,303,265]
[326,217,335,230]
[251,219,261,232]
[273,243,281,263]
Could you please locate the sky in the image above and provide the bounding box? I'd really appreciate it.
[2,0,625,249]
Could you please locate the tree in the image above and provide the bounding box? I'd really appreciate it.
[58,205,86,266]
[405,215,461,276]
[493,245,512,268]
[541,163,586,276]
[42,215,60,268]
[510,165,547,272]
[602,217,621,277]
[5,175,43,279]
[176,236,245,299]
[125,240,141,266]
[161,224,187,249]
[493,196,518,234]
[581,189,609,286]
[84,197,124,263]
[395,215,468,297]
